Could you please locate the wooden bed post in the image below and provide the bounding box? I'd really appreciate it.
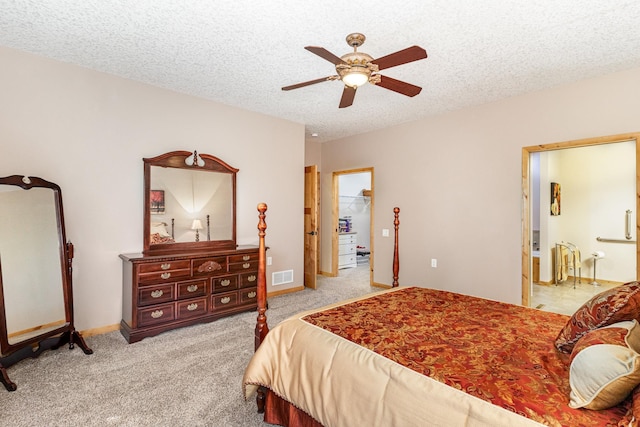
[255,203,269,413]
[392,207,400,287]
[255,202,269,349]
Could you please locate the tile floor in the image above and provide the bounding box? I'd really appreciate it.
[531,279,618,316]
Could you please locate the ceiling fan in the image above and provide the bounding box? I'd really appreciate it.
[282,33,428,108]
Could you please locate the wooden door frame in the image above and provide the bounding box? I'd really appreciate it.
[332,168,374,284]
[521,132,640,306]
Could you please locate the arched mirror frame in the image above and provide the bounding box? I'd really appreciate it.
[143,151,238,255]
[0,175,92,391]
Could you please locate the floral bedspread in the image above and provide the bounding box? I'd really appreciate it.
[302,287,629,426]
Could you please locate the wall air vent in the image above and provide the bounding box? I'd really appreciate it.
[272,270,294,286]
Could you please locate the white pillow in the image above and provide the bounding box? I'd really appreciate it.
[569,320,640,410]
[150,222,171,237]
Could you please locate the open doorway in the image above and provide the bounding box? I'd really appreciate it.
[522,133,640,312]
[332,168,374,285]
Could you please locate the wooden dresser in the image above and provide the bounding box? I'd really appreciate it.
[120,246,259,343]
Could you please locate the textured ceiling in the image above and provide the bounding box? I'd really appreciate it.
[2,1,640,143]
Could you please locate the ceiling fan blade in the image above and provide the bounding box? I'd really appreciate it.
[339,86,356,108]
[372,46,427,71]
[305,46,347,65]
[282,76,335,91]
[375,75,422,97]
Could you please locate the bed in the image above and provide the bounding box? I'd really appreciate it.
[149,221,175,244]
[243,205,640,426]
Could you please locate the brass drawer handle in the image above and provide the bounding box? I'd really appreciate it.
[243,255,251,261]
[187,284,198,292]
[151,290,164,298]
[161,263,171,270]
[220,297,231,304]
[151,310,164,319]
[248,275,256,282]
[242,262,250,269]
[187,303,198,311]
[248,291,256,298]
[161,272,171,280]
[220,279,231,287]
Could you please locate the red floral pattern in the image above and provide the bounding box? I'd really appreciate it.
[150,233,174,244]
[303,287,630,426]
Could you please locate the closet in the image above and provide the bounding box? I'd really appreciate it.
[338,172,371,270]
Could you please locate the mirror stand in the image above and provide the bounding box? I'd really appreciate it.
[0,329,93,391]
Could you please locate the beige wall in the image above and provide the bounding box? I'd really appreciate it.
[305,139,322,168]
[0,46,305,331]
[320,66,640,305]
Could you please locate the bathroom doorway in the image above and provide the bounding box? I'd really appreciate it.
[522,133,640,311]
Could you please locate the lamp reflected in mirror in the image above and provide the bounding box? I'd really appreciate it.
[191,219,203,242]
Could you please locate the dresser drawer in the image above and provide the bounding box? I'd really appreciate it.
[138,283,175,306]
[240,287,258,304]
[192,257,226,275]
[339,244,356,255]
[228,260,257,273]
[138,267,190,283]
[339,234,357,244]
[239,272,258,288]
[177,298,208,320]
[138,303,175,327]
[211,291,238,310]
[139,260,190,274]
[338,254,357,266]
[176,279,208,300]
[229,253,258,263]
[212,275,238,292]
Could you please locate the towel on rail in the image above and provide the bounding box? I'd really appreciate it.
[571,248,581,268]
[565,242,581,268]
[556,243,581,282]
[556,246,569,282]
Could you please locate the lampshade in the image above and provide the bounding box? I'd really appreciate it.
[191,219,203,230]
[342,69,369,88]
[185,150,205,167]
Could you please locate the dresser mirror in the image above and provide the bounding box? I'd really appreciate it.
[143,151,238,255]
[0,175,92,391]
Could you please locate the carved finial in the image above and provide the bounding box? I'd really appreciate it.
[257,203,268,236]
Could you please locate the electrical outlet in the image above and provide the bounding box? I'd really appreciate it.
[431,259,437,268]
[267,256,272,266]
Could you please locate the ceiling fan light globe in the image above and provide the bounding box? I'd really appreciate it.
[342,71,369,88]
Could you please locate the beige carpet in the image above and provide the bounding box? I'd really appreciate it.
[0,265,374,427]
